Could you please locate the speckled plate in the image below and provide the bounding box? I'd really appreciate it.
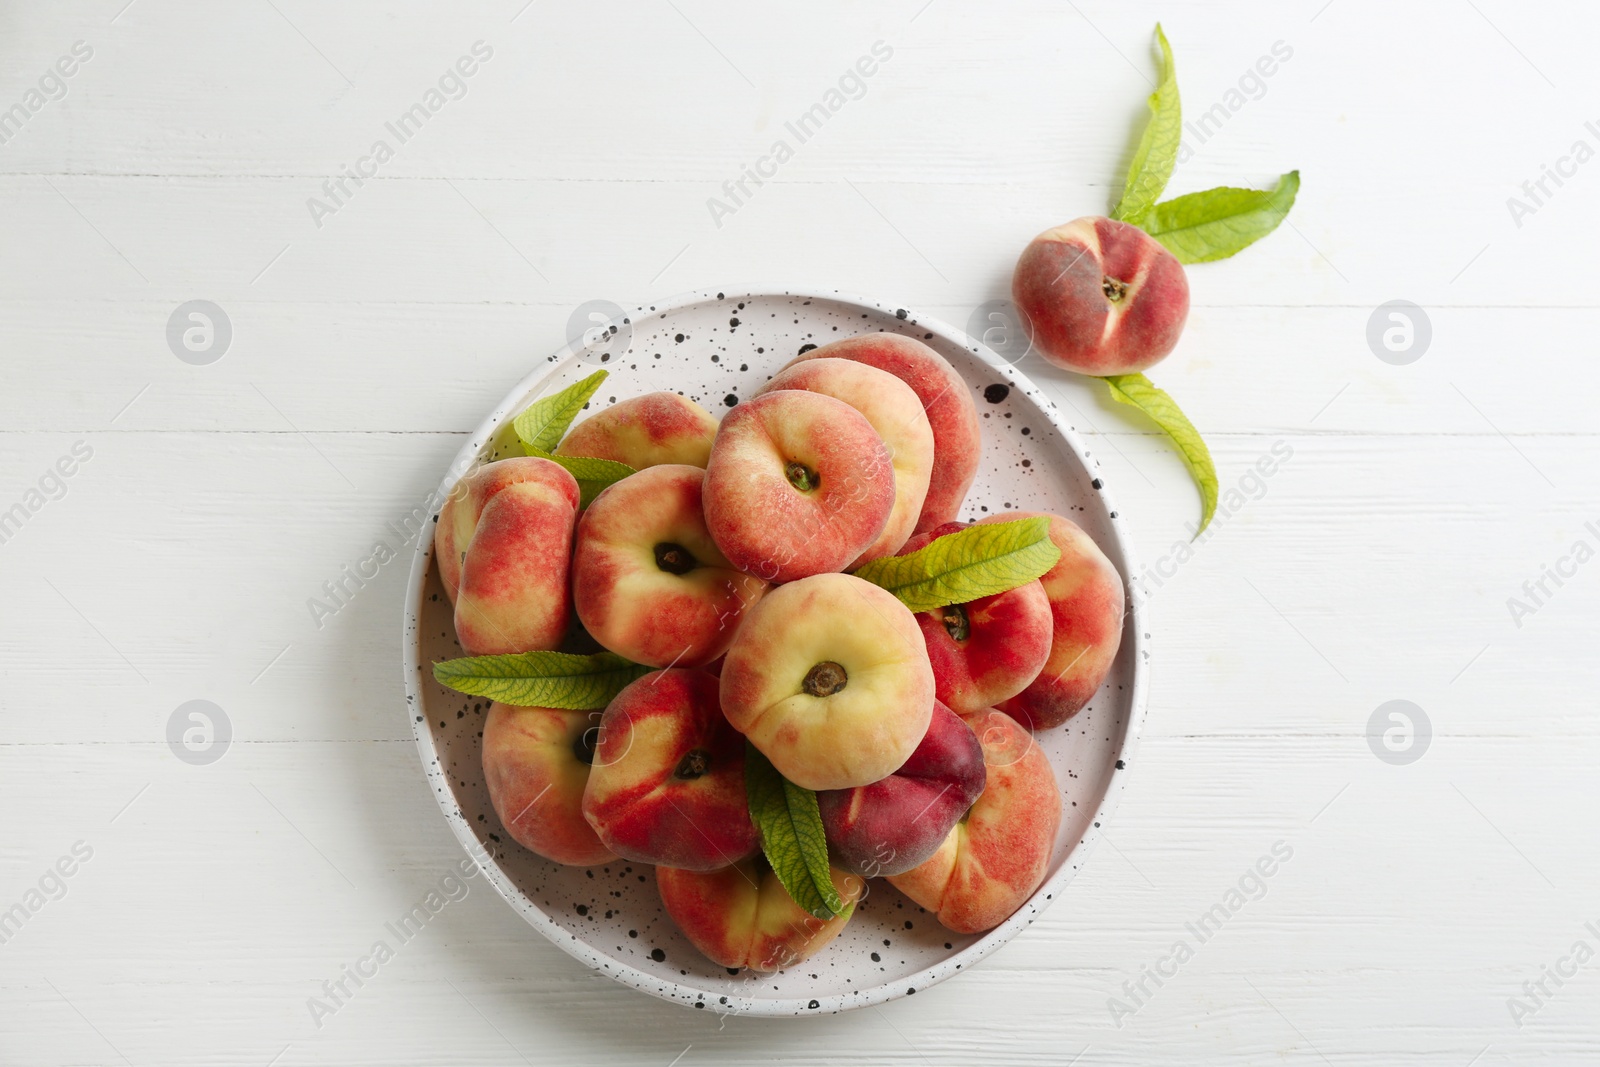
[402,288,1147,1016]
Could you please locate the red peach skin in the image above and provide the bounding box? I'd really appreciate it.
[581,669,759,871]
[556,392,719,469]
[981,512,1125,730]
[703,390,895,583]
[898,522,1053,714]
[960,511,1126,729]
[887,708,1061,934]
[482,703,615,866]
[658,857,864,972]
[757,358,934,567]
[817,700,986,878]
[437,456,569,604]
[440,458,581,656]
[787,333,981,536]
[573,464,767,667]
[1011,217,1190,376]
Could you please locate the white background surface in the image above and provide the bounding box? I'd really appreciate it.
[2,1,1596,1063]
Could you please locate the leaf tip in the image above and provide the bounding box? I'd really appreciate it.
[1153,23,1175,73]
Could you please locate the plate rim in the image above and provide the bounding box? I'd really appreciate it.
[401,286,1148,1017]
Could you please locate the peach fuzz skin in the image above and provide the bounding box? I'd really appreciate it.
[580,669,758,872]
[756,358,933,567]
[898,522,1053,714]
[787,333,980,536]
[555,391,719,469]
[980,512,1125,730]
[436,457,580,657]
[437,456,568,604]
[887,708,1062,935]
[702,390,895,583]
[657,857,864,972]
[573,464,767,668]
[817,700,986,878]
[482,703,615,866]
[1011,217,1190,376]
[719,573,934,791]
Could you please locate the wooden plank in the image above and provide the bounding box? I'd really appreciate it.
[2,0,1597,1060]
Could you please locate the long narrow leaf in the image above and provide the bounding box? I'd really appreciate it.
[853,517,1060,612]
[1110,24,1180,225]
[513,370,608,454]
[1102,373,1217,535]
[745,745,844,920]
[432,650,650,709]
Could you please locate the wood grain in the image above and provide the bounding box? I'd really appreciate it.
[2,0,1597,1062]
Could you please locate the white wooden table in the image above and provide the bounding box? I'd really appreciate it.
[3,1,1596,1063]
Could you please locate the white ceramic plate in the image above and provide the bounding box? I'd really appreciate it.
[402,288,1147,1016]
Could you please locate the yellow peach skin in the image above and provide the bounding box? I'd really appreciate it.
[719,573,934,790]
[556,392,719,469]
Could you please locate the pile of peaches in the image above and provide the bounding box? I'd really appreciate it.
[432,332,1125,973]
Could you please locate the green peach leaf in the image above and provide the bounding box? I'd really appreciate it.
[1144,171,1301,263]
[501,370,636,503]
[431,650,650,709]
[1101,373,1217,535]
[512,370,609,454]
[1110,24,1180,225]
[853,517,1061,613]
[528,450,635,508]
[745,745,844,920]
[485,420,527,462]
